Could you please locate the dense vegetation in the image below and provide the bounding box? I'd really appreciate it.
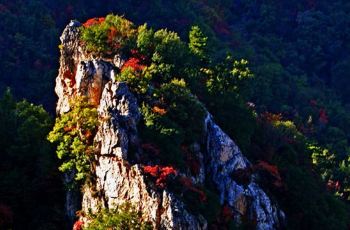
[1,0,350,229]
[0,90,65,229]
[82,204,152,230]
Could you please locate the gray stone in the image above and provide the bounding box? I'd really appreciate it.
[205,114,284,229]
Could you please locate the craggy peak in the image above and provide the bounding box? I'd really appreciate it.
[1,2,350,230]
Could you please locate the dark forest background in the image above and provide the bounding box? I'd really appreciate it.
[1,0,350,229]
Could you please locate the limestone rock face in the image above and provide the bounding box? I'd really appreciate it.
[56,20,82,114]
[205,114,284,229]
[55,20,284,229]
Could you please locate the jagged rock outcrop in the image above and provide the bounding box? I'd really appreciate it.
[55,20,284,229]
[205,115,285,229]
[57,21,206,229]
[81,81,206,229]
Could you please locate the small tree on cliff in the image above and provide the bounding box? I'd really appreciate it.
[47,96,98,183]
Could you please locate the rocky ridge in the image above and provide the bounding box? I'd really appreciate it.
[55,20,284,229]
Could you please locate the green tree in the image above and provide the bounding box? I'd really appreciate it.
[48,96,98,183]
[189,25,208,61]
[0,89,65,229]
[137,23,155,57]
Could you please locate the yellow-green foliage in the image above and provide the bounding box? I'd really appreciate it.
[152,29,185,64]
[84,203,152,230]
[136,23,154,56]
[308,144,335,180]
[116,67,151,95]
[206,56,253,94]
[48,97,98,182]
[189,25,208,60]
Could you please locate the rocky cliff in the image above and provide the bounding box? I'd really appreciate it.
[55,20,285,229]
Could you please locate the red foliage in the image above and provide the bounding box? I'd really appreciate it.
[152,106,167,115]
[319,109,329,124]
[157,166,177,188]
[121,57,145,72]
[107,26,119,48]
[84,130,93,141]
[63,68,76,87]
[63,125,76,132]
[260,112,283,123]
[327,180,341,192]
[143,165,159,177]
[130,49,146,61]
[161,166,177,176]
[141,143,161,156]
[143,165,177,188]
[73,220,84,230]
[83,17,105,27]
[131,49,139,55]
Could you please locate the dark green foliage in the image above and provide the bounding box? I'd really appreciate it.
[249,114,349,229]
[84,203,152,230]
[140,103,185,167]
[203,56,253,102]
[0,89,65,229]
[156,79,206,143]
[140,79,206,168]
[205,93,256,153]
[0,0,58,109]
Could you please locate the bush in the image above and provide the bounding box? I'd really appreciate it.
[81,14,137,55]
[84,203,152,230]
